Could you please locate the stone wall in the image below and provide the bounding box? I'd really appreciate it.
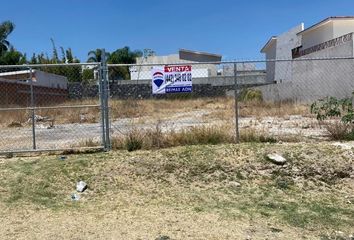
[69,82,238,99]
[68,73,268,100]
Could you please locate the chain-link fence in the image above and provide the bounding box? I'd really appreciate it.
[107,58,354,149]
[1,57,354,153]
[0,62,110,153]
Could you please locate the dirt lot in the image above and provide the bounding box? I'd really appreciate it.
[0,142,353,239]
[0,97,329,152]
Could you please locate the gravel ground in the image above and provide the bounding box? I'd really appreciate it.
[0,110,329,152]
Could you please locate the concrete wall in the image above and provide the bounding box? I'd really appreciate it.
[300,35,353,58]
[265,42,276,82]
[262,24,303,83]
[257,41,354,103]
[274,24,303,83]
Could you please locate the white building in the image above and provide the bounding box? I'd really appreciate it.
[0,70,68,89]
[259,16,354,102]
[261,23,304,83]
[130,49,222,80]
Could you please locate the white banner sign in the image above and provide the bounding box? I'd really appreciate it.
[152,65,192,94]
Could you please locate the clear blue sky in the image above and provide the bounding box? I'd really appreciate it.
[4,0,354,61]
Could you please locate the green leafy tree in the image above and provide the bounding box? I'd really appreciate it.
[82,68,95,84]
[108,46,142,80]
[33,43,82,82]
[0,47,26,65]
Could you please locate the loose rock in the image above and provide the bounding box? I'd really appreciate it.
[228,181,241,188]
[266,153,287,165]
[76,181,88,192]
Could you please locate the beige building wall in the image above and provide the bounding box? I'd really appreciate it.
[301,22,334,49]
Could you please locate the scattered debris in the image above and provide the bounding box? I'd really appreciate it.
[266,153,287,165]
[270,227,283,233]
[5,152,14,159]
[332,142,353,150]
[228,181,241,188]
[155,236,171,240]
[71,193,80,201]
[7,121,23,128]
[59,156,67,161]
[76,181,88,192]
[27,115,54,124]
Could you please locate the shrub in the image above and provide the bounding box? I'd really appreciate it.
[124,130,144,151]
[239,89,263,102]
[311,93,354,140]
[325,122,353,140]
[310,95,354,123]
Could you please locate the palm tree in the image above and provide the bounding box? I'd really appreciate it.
[87,49,110,62]
[0,21,15,55]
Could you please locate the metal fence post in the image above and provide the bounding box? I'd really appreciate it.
[29,67,36,150]
[99,63,107,149]
[101,49,111,150]
[234,63,240,143]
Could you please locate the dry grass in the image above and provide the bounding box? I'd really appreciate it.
[324,121,354,141]
[239,101,310,118]
[111,124,306,152]
[0,142,353,239]
[0,97,312,135]
[111,125,235,151]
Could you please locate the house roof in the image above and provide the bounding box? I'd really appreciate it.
[179,48,222,62]
[179,48,222,58]
[260,36,277,53]
[297,16,354,36]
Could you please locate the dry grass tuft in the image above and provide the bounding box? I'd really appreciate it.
[112,125,236,151]
[325,121,354,141]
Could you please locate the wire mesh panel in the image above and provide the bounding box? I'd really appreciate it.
[0,66,34,152]
[1,58,354,153]
[0,63,104,153]
[107,62,239,149]
[238,58,354,142]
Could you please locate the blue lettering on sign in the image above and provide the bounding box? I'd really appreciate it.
[165,86,192,93]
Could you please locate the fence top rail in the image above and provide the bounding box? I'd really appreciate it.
[0,62,100,69]
[107,56,354,67]
[0,104,101,112]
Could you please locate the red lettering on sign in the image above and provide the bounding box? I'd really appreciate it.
[164,65,192,72]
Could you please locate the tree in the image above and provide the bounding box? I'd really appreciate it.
[50,38,59,63]
[0,47,26,65]
[82,68,95,84]
[108,46,143,80]
[87,49,110,62]
[108,46,142,64]
[30,53,37,64]
[0,21,15,55]
[33,44,82,82]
